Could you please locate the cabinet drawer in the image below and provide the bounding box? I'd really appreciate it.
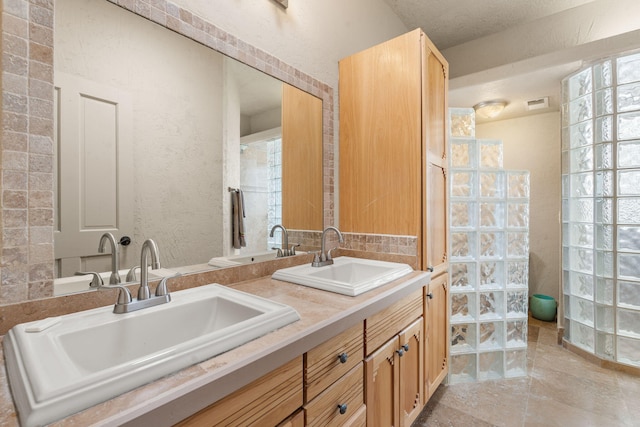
[277,409,304,427]
[305,362,364,427]
[305,322,363,402]
[365,288,423,355]
[176,356,302,427]
[343,404,366,427]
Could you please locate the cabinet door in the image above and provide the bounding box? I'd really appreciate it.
[398,317,424,427]
[425,273,449,399]
[421,37,448,164]
[339,29,423,236]
[424,161,448,274]
[365,337,400,427]
[421,34,448,274]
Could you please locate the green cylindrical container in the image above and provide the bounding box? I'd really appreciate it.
[530,294,557,322]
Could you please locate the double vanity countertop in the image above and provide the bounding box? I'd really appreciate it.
[0,256,428,427]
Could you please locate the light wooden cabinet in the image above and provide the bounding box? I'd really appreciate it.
[339,28,449,273]
[304,322,366,426]
[175,356,303,426]
[305,363,364,427]
[282,83,323,231]
[363,289,424,427]
[364,317,423,427]
[305,323,363,401]
[278,409,305,427]
[424,273,449,399]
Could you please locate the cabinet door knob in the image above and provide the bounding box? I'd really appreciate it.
[427,292,433,299]
[427,266,434,272]
[402,343,409,352]
[338,352,348,364]
[396,348,405,357]
[338,403,348,415]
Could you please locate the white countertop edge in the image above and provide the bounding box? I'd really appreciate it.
[94,271,431,427]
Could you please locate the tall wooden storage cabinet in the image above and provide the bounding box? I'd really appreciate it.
[339,28,450,415]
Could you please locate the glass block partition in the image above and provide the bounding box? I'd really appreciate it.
[561,52,640,367]
[448,108,530,383]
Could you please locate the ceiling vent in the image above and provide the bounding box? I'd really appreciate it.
[526,97,549,111]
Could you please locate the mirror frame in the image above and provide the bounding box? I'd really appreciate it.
[0,0,334,305]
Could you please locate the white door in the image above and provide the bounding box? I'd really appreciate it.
[54,73,134,276]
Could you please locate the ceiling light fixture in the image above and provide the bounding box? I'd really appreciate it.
[473,100,507,119]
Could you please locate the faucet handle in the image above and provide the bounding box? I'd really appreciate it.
[126,265,140,282]
[76,271,132,305]
[75,271,103,289]
[271,247,284,258]
[290,243,301,255]
[327,247,338,261]
[155,272,181,297]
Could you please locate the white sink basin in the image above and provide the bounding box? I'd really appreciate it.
[272,256,413,296]
[3,284,300,427]
[208,250,280,268]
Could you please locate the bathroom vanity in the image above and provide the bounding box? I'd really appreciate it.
[0,258,444,426]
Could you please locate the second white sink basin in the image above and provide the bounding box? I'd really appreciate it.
[208,250,280,268]
[3,284,300,427]
[272,256,413,296]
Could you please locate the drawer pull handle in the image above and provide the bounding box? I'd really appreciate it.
[427,292,433,299]
[338,352,348,364]
[338,403,348,415]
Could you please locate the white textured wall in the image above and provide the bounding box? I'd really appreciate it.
[171,0,409,225]
[174,0,408,91]
[476,112,561,300]
[56,0,225,270]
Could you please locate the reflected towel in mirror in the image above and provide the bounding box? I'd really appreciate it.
[231,189,246,249]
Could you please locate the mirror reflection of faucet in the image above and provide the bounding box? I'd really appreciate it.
[98,232,121,284]
[97,233,133,285]
[269,224,300,257]
[312,226,344,267]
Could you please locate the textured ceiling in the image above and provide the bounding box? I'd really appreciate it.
[381,0,640,122]
[382,0,597,50]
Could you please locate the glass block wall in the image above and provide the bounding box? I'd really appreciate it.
[267,137,283,249]
[448,108,530,383]
[561,52,640,367]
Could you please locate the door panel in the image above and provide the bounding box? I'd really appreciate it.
[54,73,133,275]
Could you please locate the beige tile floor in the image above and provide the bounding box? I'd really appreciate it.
[413,316,640,427]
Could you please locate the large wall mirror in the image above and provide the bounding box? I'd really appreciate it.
[50,0,328,294]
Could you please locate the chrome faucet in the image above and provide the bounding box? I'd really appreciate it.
[270,224,289,257]
[312,226,344,267]
[138,239,161,300]
[76,238,172,314]
[98,232,121,284]
[75,268,174,314]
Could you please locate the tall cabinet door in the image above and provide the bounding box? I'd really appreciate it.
[421,37,449,274]
[339,30,423,237]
